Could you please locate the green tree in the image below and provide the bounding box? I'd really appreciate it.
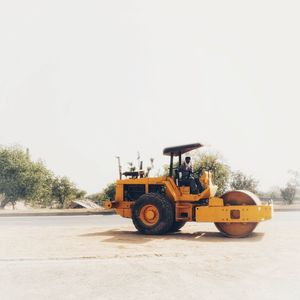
[230,170,258,193]
[0,146,86,209]
[281,184,296,205]
[24,161,54,208]
[0,147,52,208]
[51,176,86,208]
[280,170,300,205]
[192,153,231,195]
[97,182,116,205]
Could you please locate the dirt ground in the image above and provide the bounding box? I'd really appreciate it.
[0,213,300,300]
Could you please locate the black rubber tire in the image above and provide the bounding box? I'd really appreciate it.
[132,193,174,235]
[168,221,186,232]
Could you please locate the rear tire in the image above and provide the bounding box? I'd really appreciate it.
[169,221,186,232]
[132,193,174,235]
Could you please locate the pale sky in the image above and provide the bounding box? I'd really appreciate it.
[0,0,300,194]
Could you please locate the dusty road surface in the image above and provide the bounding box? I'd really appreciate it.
[0,213,299,300]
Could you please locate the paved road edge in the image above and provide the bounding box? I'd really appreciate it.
[0,209,116,217]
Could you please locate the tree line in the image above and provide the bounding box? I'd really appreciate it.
[0,146,85,209]
[1,146,298,209]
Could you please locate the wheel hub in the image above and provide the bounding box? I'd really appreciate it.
[139,204,159,226]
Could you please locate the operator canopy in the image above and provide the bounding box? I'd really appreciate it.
[163,143,203,156]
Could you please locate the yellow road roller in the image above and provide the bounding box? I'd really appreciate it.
[104,143,272,237]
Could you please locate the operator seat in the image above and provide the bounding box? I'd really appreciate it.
[174,169,192,187]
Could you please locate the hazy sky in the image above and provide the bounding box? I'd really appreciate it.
[0,0,299,194]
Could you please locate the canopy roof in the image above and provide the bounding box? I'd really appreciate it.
[163,143,203,156]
